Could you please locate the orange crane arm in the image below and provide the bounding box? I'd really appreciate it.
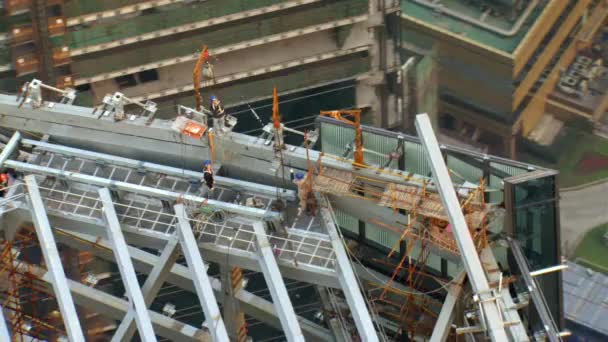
[193,45,208,111]
[320,109,364,165]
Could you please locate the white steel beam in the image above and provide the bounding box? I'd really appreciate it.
[414,114,508,341]
[112,238,180,342]
[53,229,335,341]
[5,159,276,219]
[22,138,295,200]
[174,204,230,342]
[16,262,210,341]
[24,175,86,342]
[0,131,20,167]
[0,304,11,341]
[251,221,305,342]
[430,272,466,342]
[319,205,379,342]
[99,188,157,342]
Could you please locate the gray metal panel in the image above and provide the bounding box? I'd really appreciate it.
[446,155,483,184]
[415,114,508,341]
[320,121,355,157]
[99,188,157,342]
[24,175,86,342]
[174,204,230,342]
[404,140,432,176]
[361,130,397,167]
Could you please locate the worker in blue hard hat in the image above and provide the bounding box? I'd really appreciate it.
[209,95,225,134]
[202,160,214,190]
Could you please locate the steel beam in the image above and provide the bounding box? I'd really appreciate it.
[53,229,334,341]
[251,221,305,342]
[18,262,210,341]
[174,204,229,342]
[507,239,559,342]
[5,160,276,219]
[0,304,11,341]
[320,205,379,342]
[99,188,157,342]
[22,139,295,200]
[415,114,508,341]
[112,238,180,342]
[430,272,466,342]
[0,131,20,167]
[24,175,86,342]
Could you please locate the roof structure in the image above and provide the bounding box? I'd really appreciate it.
[563,261,608,336]
[0,83,565,341]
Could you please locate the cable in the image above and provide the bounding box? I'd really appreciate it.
[228,83,356,116]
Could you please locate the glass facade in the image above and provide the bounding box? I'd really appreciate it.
[318,118,563,333]
[505,171,563,332]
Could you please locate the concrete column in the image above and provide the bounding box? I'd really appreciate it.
[363,0,389,127]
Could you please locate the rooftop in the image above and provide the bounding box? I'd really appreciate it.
[401,0,545,53]
[563,261,608,336]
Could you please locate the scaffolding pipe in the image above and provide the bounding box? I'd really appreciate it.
[530,264,568,277]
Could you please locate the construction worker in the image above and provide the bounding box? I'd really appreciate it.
[209,95,225,134]
[0,173,9,197]
[202,160,214,190]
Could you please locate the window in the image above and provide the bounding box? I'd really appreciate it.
[138,69,159,83]
[115,74,137,88]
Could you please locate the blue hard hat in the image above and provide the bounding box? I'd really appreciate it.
[210,95,217,102]
[203,160,211,166]
[295,172,305,180]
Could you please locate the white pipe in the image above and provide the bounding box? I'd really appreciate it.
[529,264,568,277]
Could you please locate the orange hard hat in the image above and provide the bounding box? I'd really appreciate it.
[0,174,8,183]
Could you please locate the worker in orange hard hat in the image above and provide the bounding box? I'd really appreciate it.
[0,173,9,197]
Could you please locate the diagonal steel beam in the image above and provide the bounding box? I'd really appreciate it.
[415,114,508,341]
[16,261,210,341]
[112,238,180,342]
[251,221,305,342]
[24,175,86,342]
[430,271,466,342]
[0,304,11,341]
[174,204,230,341]
[53,229,334,341]
[0,131,20,167]
[320,205,379,341]
[99,188,157,342]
